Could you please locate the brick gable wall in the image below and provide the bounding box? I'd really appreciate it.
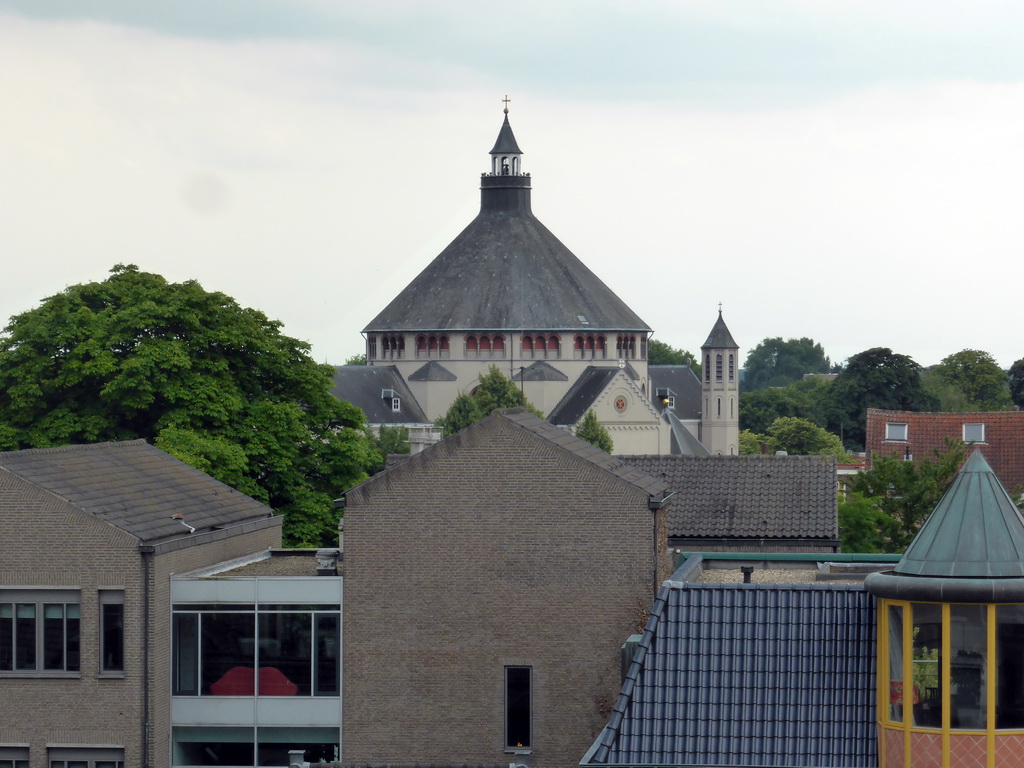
[866,409,1024,492]
[343,415,663,768]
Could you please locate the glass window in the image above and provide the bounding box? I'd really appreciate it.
[0,591,80,673]
[715,354,723,381]
[315,614,340,696]
[100,591,124,673]
[950,604,986,729]
[258,612,311,696]
[997,605,1024,729]
[172,726,254,767]
[963,423,986,443]
[0,746,30,768]
[912,604,942,728]
[888,605,904,723]
[886,422,908,441]
[506,666,531,750]
[48,747,123,768]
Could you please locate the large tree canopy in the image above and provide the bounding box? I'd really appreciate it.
[927,349,1012,411]
[739,377,831,434]
[1010,358,1024,409]
[826,347,937,450]
[0,265,378,547]
[742,337,837,392]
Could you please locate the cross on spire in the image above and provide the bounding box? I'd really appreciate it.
[502,95,511,114]
[718,302,723,314]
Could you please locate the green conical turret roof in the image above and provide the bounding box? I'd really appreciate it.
[895,450,1024,578]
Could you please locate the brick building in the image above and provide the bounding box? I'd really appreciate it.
[0,440,281,768]
[341,408,672,768]
[865,408,1024,493]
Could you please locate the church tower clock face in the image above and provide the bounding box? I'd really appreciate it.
[614,396,627,413]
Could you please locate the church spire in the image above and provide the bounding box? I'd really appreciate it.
[481,99,531,213]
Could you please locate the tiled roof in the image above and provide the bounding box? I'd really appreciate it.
[548,367,621,425]
[0,440,273,543]
[499,408,669,498]
[329,365,429,424]
[585,576,876,766]
[512,360,569,382]
[865,408,1024,491]
[407,361,457,382]
[649,365,701,421]
[620,455,838,541]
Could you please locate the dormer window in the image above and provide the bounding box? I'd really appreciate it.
[886,422,908,441]
[963,423,986,443]
[391,398,401,412]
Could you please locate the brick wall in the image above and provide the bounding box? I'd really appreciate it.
[343,414,662,768]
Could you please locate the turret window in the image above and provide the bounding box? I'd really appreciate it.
[715,354,723,381]
[704,355,711,382]
[728,354,735,382]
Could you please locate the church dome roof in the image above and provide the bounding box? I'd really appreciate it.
[364,110,650,334]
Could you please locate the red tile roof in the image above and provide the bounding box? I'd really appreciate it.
[865,409,1024,492]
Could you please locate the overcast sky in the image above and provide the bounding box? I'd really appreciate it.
[2,1,1023,369]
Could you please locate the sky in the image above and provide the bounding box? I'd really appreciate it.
[2,1,1023,369]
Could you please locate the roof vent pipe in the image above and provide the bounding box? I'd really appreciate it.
[741,566,754,584]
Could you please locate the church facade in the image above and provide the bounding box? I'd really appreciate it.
[337,107,739,455]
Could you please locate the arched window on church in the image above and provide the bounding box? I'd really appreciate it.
[367,335,377,360]
[536,336,546,356]
[640,335,648,359]
[717,397,722,417]
[480,336,492,356]
[466,335,478,358]
[596,336,607,359]
[705,355,711,382]
[522,335,534,358]
[716,354,723,381]
[628,335,636,359]
[416,335,427,358]
[585,336,595,359]
[428,336,438,357]
[548,335,560,359]
[729,354,735,382]
[397,335,405,359]
[439,336,450,359]
[730,397,735,418]
[493,335,505,357]
[574,335,584,360]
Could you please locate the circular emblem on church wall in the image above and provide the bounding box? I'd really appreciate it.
[614,396,627,413]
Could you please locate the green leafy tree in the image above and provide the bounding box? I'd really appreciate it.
[743,337,837,392]
[927,349,1011,411]
[436,366,542,437]
[826,347,938,451]
[0,264,378,547]
[843,439,967,551]
[574,409,613,453]
[739,377,832,434]
[838,491,894,553]
[1010,358,1024,409]
[344,353,367,366]
[765,416,850,460]
[739,417,849,461]
[367,424,410,474]
[648,339,700,376]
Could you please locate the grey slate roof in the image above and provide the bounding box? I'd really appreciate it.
[649,365,701,420]
[364,116,650,334]
[512,360,569,382]
[662,411,710,457]
[0,440,273,544]
[585,573,876,766]
[407,361,457,382]
[329,365,429,424]
[489,112,522,154]
[620,455,839,541]
[894,450,1024,578]
[548,367,621,425]
[702,311,738,349]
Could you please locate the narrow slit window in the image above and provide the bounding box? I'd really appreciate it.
[505,666,531,750]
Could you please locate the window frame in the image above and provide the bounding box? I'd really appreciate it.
[505,665,532,752]
[0,589,80,676]
[99,590,125,676]
[885,422,908,441]
[963,423,986,444]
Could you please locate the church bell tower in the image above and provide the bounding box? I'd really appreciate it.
[700,308,739,455]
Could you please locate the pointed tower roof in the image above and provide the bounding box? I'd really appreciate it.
[364,109,649,333]
[896,450,1024,578]
[489,111,522,155]
[702,310,738,349]
[865,450,1024,601]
